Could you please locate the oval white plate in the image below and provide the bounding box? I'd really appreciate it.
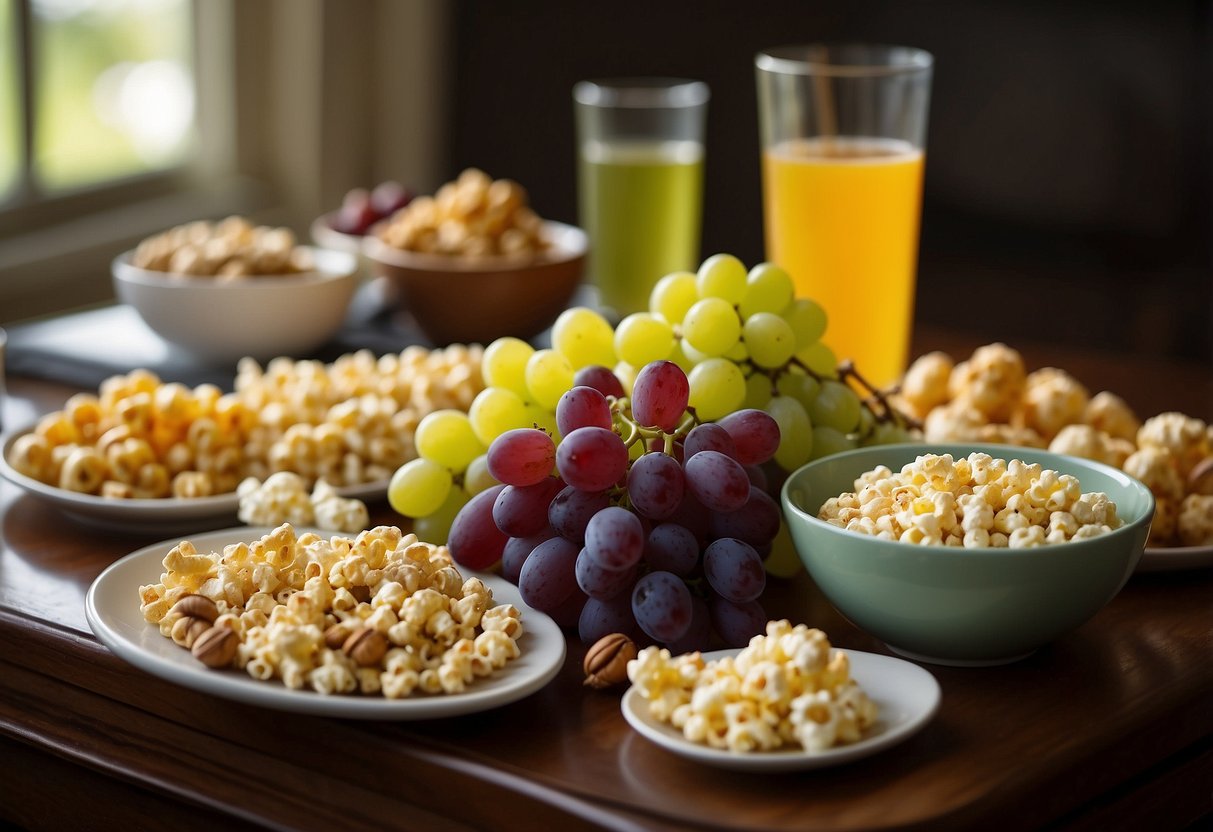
[621,648,940,772]
[85,527,566,719]
[1139,544,1213,572]
[0,425,387,536]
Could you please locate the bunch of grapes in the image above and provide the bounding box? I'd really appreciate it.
[446,358,783,650]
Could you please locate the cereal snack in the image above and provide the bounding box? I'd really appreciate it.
[817,452,1123,548]
[627,620,878,753]
[138,524,525,697]
[132,217,314,278]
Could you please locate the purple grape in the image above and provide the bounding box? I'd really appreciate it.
[666,596,712,654]
[548,486,610,543]
[448,484,508,570]
[627,452,685,520]
[684,450,750,512]
[683,423,737,462]
[644,523,700,576]
[493,477,564,537]
[668,490,711,547]
[548,587,589,628]
[743,464,768,491]
[632,571,693,643]
[584,506,645,570]
[556,386,613,436]
[518,536,581,611]
[709,594,767,648]
[487,428,556,487]
[709,487,781,547]
[716,409,781,466]
[648,436,684,464]
[573,364,625,399]
[575,547,637,599]
[579,595,641,644]
[703,537,766,603]
[556,426,628,492]
[501,528,557,584]
[631,360,689,433]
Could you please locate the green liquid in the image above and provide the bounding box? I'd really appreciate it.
[578,140,704,317]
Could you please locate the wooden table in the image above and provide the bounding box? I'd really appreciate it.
[1,335,1211,832]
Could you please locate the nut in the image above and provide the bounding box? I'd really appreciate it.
[583,633,638,690]
[168,594,219,624]
[1189,456,1213,495]
[191,626,238,668]
[323,623,351,651]
[171,615,212,649]
[342,627,388,667]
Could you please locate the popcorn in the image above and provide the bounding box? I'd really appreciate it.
[819,453,1123,547]
[138,524,524,697]
[627,621,877,754]
[132,217,313,277]
[1021,368,1089,441]
[1176,494,1213,546]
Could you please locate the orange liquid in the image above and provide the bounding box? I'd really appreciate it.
[763,137,925,387]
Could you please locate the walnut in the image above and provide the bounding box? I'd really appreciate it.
[168,594,219,624]
[583,633,638,690]
[343,627,389,667]
[191,627,238,668]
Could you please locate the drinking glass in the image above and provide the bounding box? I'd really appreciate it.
[574,78,709,318]
[757,44,932,386]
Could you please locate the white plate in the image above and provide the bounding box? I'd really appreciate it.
[0,425,387,536]
[1139,544,1213,573]
[85,527,566,719]
[621,648,940,772]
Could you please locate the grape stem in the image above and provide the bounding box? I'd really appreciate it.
[613,398,699,453]
[835,359,923,431]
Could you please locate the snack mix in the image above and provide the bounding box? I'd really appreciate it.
[132,216,314,278]
[818,452,1123,548]
[627,620,878,753]
[898,343,1211,547]
[376,168,548,257]
[138,524,524,697]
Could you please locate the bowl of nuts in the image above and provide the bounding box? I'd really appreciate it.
[363,168,587,345]
[781,444,1154,666]
[114,217,359,365]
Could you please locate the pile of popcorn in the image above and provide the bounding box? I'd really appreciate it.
[237,472,369,533]
[376,168,548,257]
[131,216,314,278]
[627,620,877,754]
[818,453,1122,548]
[895,343,1211,547]
[8,345,484,499]
[138,524,524,697]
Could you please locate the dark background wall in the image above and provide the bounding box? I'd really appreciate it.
[445,0,1211,366]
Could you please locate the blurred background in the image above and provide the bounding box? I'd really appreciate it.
[1,0,1209,371]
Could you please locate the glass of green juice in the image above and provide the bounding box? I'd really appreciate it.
[574,78,709,318]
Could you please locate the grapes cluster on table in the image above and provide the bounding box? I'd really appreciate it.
[388,254,915,650]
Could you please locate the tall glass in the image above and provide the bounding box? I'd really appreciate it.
[575,78,709,318]
[757,44,932,387]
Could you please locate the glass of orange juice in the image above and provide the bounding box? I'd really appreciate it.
[756,44,932,387]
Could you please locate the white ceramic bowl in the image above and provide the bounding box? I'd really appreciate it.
[113,247,358,366]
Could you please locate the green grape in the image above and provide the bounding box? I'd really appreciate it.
[725,340,749,363]
[463,453,499,495]
[743,372,774,410]
[810,426,857,460]
[765,395,814,471]
[525,348,576,411]
[551,306,617,369]
[467,386,529,446]
[809,380,862,433]
[650,270,699,324]
[412,485,469,545]
[742,312,796,369]
[615,312,675,368]
[482,337,534,399]
[688,357,746,421]
[797,341,838,377]
[763,521,803,579]
[680,338,713,366]
[414,410,485,474]
[525,401,561,439]
[683,297,741,356]
[868,422,912,445]
[388,457,452,518]
[775,370,820,411]
[783,298,828,348]
[739,262,794,319]
[696,253,747,303]
[612,361,638,396]
[854,405,876,443]
[668,338,698,374]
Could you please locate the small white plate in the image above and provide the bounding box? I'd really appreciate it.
[85,527,566,719]
[621,648,940,772]
[0,425,387,536]
[1139,544,1213,573]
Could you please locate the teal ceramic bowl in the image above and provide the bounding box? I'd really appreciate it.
[781,444,1154,666]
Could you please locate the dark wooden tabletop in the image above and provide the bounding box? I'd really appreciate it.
[1,329,1210,832]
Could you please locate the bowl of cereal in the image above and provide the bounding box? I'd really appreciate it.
[114,217,359,365]
[363,168,586,345]
[781,444,1154,665]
